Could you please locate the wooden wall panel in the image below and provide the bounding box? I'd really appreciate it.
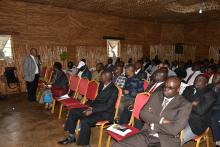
[184,21,220,61]
[0,0,185,93]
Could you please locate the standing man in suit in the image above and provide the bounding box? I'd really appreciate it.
[113,77,192,147]
[58,70,118,147]
[181,74,216,145]
[23,48,40,102]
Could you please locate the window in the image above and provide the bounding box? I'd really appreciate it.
[107,39,120,57]
[0,35,13,60]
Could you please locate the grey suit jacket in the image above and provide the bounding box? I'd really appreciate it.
[140,90,192,147]
[23,55,39,82]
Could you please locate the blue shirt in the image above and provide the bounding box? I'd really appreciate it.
[123,76,144,98]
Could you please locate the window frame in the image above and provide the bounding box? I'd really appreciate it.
[107,39,120,57]
[0,35,13,60]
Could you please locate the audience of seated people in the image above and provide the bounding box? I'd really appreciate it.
[32,55,220,147]
[58,70,118,147]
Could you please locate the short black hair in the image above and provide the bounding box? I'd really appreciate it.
[80,58,86,63]
[196,74,209,83]
[54,62,62,71]
[102,70,113,80]
[67,61,74,69]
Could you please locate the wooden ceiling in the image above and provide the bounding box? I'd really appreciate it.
[14,0,220,23]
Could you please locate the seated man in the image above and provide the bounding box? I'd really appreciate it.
[135,60,148,80]
[181,74,216,145]
[104,58,114,72]
[76,60,92,80]
[58,71,118,147]
[134,69,168,129]
[118,64,144,124]
[113,77,192,147]
[146,69,168,94]
[113,65,127,89]
[92,63,104,81]
[211,73,220,147]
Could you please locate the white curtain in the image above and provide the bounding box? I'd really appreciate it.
[0,35,11,62]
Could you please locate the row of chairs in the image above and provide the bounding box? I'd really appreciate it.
[37,67,123,147]
[50,74,122,147]
[37,67,209,147]
[105,93,210,147]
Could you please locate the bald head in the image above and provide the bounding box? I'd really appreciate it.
[163,76,181,98]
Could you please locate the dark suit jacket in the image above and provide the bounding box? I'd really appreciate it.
[77,67,92,80]
[182,85,216,135]
[104,64,114,72]
[51,70,69,90]
[139,90,192,147]
[146,82,164,94]
[136,69,147,80]
[88,82,118,122]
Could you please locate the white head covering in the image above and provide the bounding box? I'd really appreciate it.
[77,61,86,69]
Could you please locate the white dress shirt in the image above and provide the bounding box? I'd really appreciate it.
[30,55,39,74]
[179,82,189,95]
[135,68,141,75]
[184,67,202,85]
[102,82,111,90]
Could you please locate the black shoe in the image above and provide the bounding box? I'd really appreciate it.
[57,137,76,145]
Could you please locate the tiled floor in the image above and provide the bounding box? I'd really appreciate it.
[0,93,215,147]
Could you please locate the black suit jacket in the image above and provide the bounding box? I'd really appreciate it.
[182,85,216,135]
[104,64,114,72]
[146,82,164,93]
[88,82,118,122]
[136,69,147,80]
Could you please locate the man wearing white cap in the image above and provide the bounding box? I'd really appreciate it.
[76,60,92,80]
